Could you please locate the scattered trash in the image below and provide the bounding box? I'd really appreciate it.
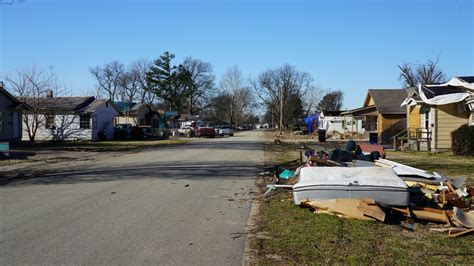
[184,184,190,187]
[260,141,474,238]
[294,167,409,206]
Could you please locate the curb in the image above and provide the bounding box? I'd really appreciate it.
[242,198,260,266]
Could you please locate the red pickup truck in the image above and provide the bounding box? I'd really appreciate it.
[197,126,215,138]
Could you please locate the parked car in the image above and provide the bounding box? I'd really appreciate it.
[197,126,215,138]
[140,127,156,138]
[114,123,133,139]
[215,125,234,136]
[178,127,194,137]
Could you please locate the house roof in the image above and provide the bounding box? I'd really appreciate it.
[0,86,31,110]
[114,101,137,113]
[341,105,377,116]
[129,103,153,115]
[178,113,201,121]
[321,110,342,116]
[457,76,474,84]
[24,96,95,112]
[366,89,407,114]
[81,99,120,113]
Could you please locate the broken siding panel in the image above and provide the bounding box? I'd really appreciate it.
[436,103,469,149]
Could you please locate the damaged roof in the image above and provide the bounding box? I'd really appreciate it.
[457,76,474,84]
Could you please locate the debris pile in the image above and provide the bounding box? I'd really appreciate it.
[261,142,474,238]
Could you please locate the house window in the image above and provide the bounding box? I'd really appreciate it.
[80,115,91,129]
[374,117,378,131]
[45,114,55,129]
[0,112,3,131]
[361,119,365,129]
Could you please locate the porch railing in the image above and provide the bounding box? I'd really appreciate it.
[391,128,432,151]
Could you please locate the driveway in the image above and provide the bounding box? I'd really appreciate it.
[0,131,264,265]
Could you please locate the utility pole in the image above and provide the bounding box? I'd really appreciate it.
[279,86,283,135]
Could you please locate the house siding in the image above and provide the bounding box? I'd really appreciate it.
[0,93,22,142]
[115,116,138,126]
[92,103,119,141]
[434,103,469,150]
[22,113,92,141]
[408,105,422,129]
[378,114,406,145]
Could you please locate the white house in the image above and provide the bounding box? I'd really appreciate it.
[22,95,120,141]
[319,110,364,134]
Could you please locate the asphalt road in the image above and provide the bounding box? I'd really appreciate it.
[0,131,264,265]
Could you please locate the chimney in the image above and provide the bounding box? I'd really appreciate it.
[46,90,53,98]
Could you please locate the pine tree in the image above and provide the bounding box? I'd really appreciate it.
[146,51,190,112]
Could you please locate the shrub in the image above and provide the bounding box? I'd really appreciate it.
[451,124,474,156]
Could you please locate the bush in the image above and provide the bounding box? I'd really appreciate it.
[451,124,474,156]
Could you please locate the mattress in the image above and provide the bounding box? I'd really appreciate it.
[293,167,409,206]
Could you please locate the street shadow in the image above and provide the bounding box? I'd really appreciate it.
[0,150,36,160]
[2,160,263,186]
[164,140,263,151]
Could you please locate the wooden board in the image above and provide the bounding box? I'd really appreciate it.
[302,198,384,222]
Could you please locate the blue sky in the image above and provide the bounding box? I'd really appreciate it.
[1,0,473,109]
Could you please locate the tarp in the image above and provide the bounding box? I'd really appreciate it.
[304,114,319,134]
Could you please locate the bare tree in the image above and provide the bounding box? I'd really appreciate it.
[207,88,256,128]
[117,59,153,103]
[182,57,216,114]
[398,58,446,88]
[134,60,155,104]
[233,87,257,127]
[304,85,325,115]
[252,64,312,134]
[219,66,247,128]
[5,66,60,141]
[90,61,124,101]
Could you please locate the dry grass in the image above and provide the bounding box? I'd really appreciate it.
[251,137,474,265]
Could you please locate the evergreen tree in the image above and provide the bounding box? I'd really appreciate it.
[146,51,190,112]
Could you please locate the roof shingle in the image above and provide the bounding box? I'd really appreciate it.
[368,89,407,114]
